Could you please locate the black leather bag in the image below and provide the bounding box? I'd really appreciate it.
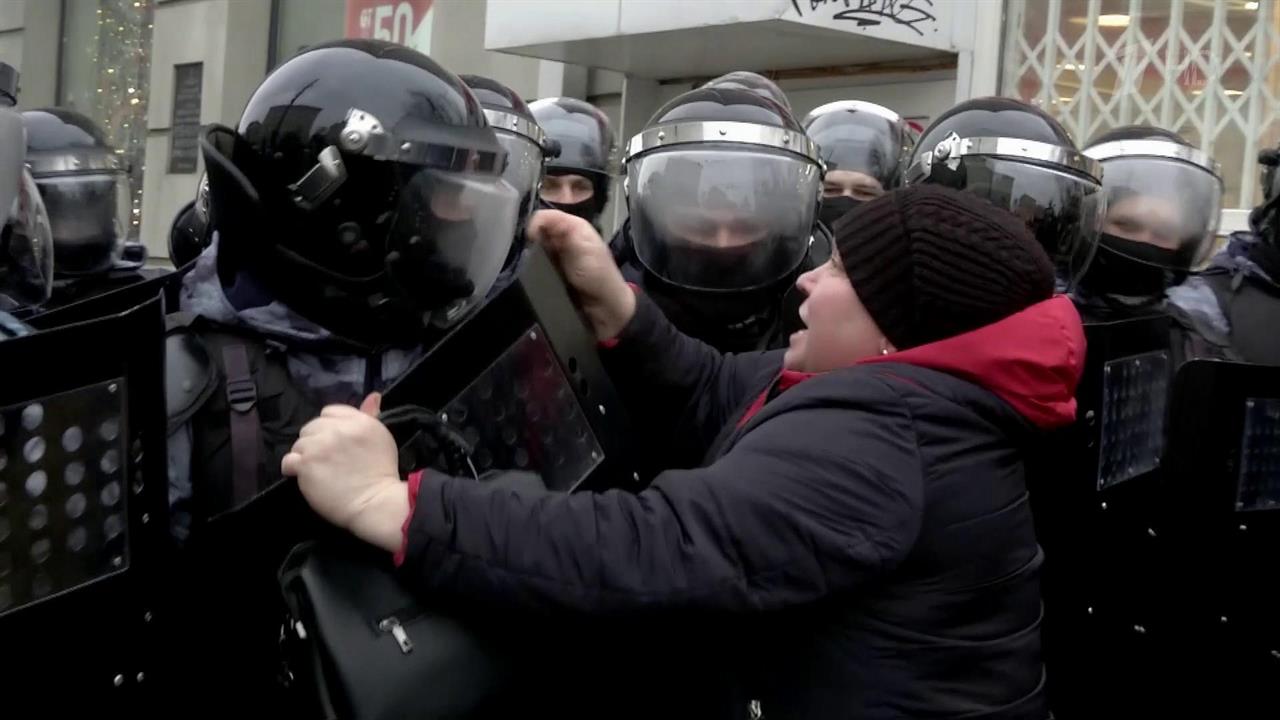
[278,538,512,720]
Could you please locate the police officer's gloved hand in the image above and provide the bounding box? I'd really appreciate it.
[528,208,636,341]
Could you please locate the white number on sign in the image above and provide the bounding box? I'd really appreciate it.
[373,2,418,45]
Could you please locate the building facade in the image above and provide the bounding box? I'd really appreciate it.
[0,0,1272,260]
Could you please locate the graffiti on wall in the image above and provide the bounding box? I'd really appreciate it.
[790,0,937,38]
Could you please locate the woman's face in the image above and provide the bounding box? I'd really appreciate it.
[784,247,892,372]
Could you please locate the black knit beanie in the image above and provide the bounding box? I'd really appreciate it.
[831,184,1056,349]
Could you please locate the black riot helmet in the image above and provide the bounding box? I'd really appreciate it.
[803,100,911,227]
[167,173,211,268]
[0,65,54,312]
[702,71,792,114]
[529,97,613,224]
[200,39,519,347]
[21,108,135,277]
[906,97,1104,289]
[460,74,549,271]
[1252,142,1280,248]
[1077,126,1223,301]
[622,87,822,348]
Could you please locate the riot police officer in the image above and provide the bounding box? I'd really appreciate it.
[163,38,520,709]
[461,74,552,291]
[530,96,614,228]
[905,96,1104,290]
[802,100,913,229]
[701,70,792,113]
[1168,144,1280,364]
[610,86,825,354]
[0,64,53,331]
[21,108,156,311]
[1077,125,1230,361]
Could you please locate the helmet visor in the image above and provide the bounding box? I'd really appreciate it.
[34,171,129,275]
[1,170,55,309]
[813,121,903,188]
[627,146,819,291]
[540,112,610,174]
[927,156,1104,289]
[1097,156,1222,268]
[495,131,544,233]
[389,165,520,325]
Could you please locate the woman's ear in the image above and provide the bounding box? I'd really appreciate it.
[879,337,898,356]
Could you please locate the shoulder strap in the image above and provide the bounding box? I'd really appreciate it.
[222,343,263,510]
[165,312,219,431]
[174,314,327,520]
[1200,269,1238,314]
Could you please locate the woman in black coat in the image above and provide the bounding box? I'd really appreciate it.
[284,185,1086,719]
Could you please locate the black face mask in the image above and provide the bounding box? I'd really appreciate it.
[646,281,781,353]
[545,197,602,225]
[819,195,864,229]
[1080,232,1186,300]
[659,241,763,289]
[647,237,799,351]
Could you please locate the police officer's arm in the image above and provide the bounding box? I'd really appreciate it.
[396,384,924,614]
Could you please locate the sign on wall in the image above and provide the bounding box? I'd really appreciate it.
[168,62,203,174]
[344,0,434,54]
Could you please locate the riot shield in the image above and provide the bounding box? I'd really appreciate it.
[1161,359,1280,710]
[25,265,184,331]
[1028,312,1176,717]
[383,243,637,493]
[0,294,169,709]
[279,245,639,718]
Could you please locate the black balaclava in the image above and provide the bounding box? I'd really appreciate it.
[819,196,864,229]
[543,169,609,227]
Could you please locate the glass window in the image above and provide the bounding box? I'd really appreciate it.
[1002,0,1280,208]
[58,0,155,240]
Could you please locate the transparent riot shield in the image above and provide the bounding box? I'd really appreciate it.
[1160,359,1280,712]
[0,293,169,709]
[1027,312,1176,717]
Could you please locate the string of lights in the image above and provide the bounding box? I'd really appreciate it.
[66,0,154,240]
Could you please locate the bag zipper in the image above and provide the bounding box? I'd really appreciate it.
[377,615,414,654]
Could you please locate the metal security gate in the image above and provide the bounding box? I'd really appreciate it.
[1002,0,1280,208]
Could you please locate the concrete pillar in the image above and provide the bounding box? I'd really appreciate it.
[140,0,271,258]
[954,0,1002,102]
[0,2,23,80]
[536,60,588,100]
[603,75,660,233]
[18,0,59,108]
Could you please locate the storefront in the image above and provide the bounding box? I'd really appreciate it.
[1003,0,1280,213]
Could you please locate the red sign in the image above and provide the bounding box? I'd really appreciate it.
[344,0,435,51]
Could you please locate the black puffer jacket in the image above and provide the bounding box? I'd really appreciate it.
[398,291,1085,719]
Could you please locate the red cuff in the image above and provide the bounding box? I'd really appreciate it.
[392,470,425,567]
[596,283,641,350]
